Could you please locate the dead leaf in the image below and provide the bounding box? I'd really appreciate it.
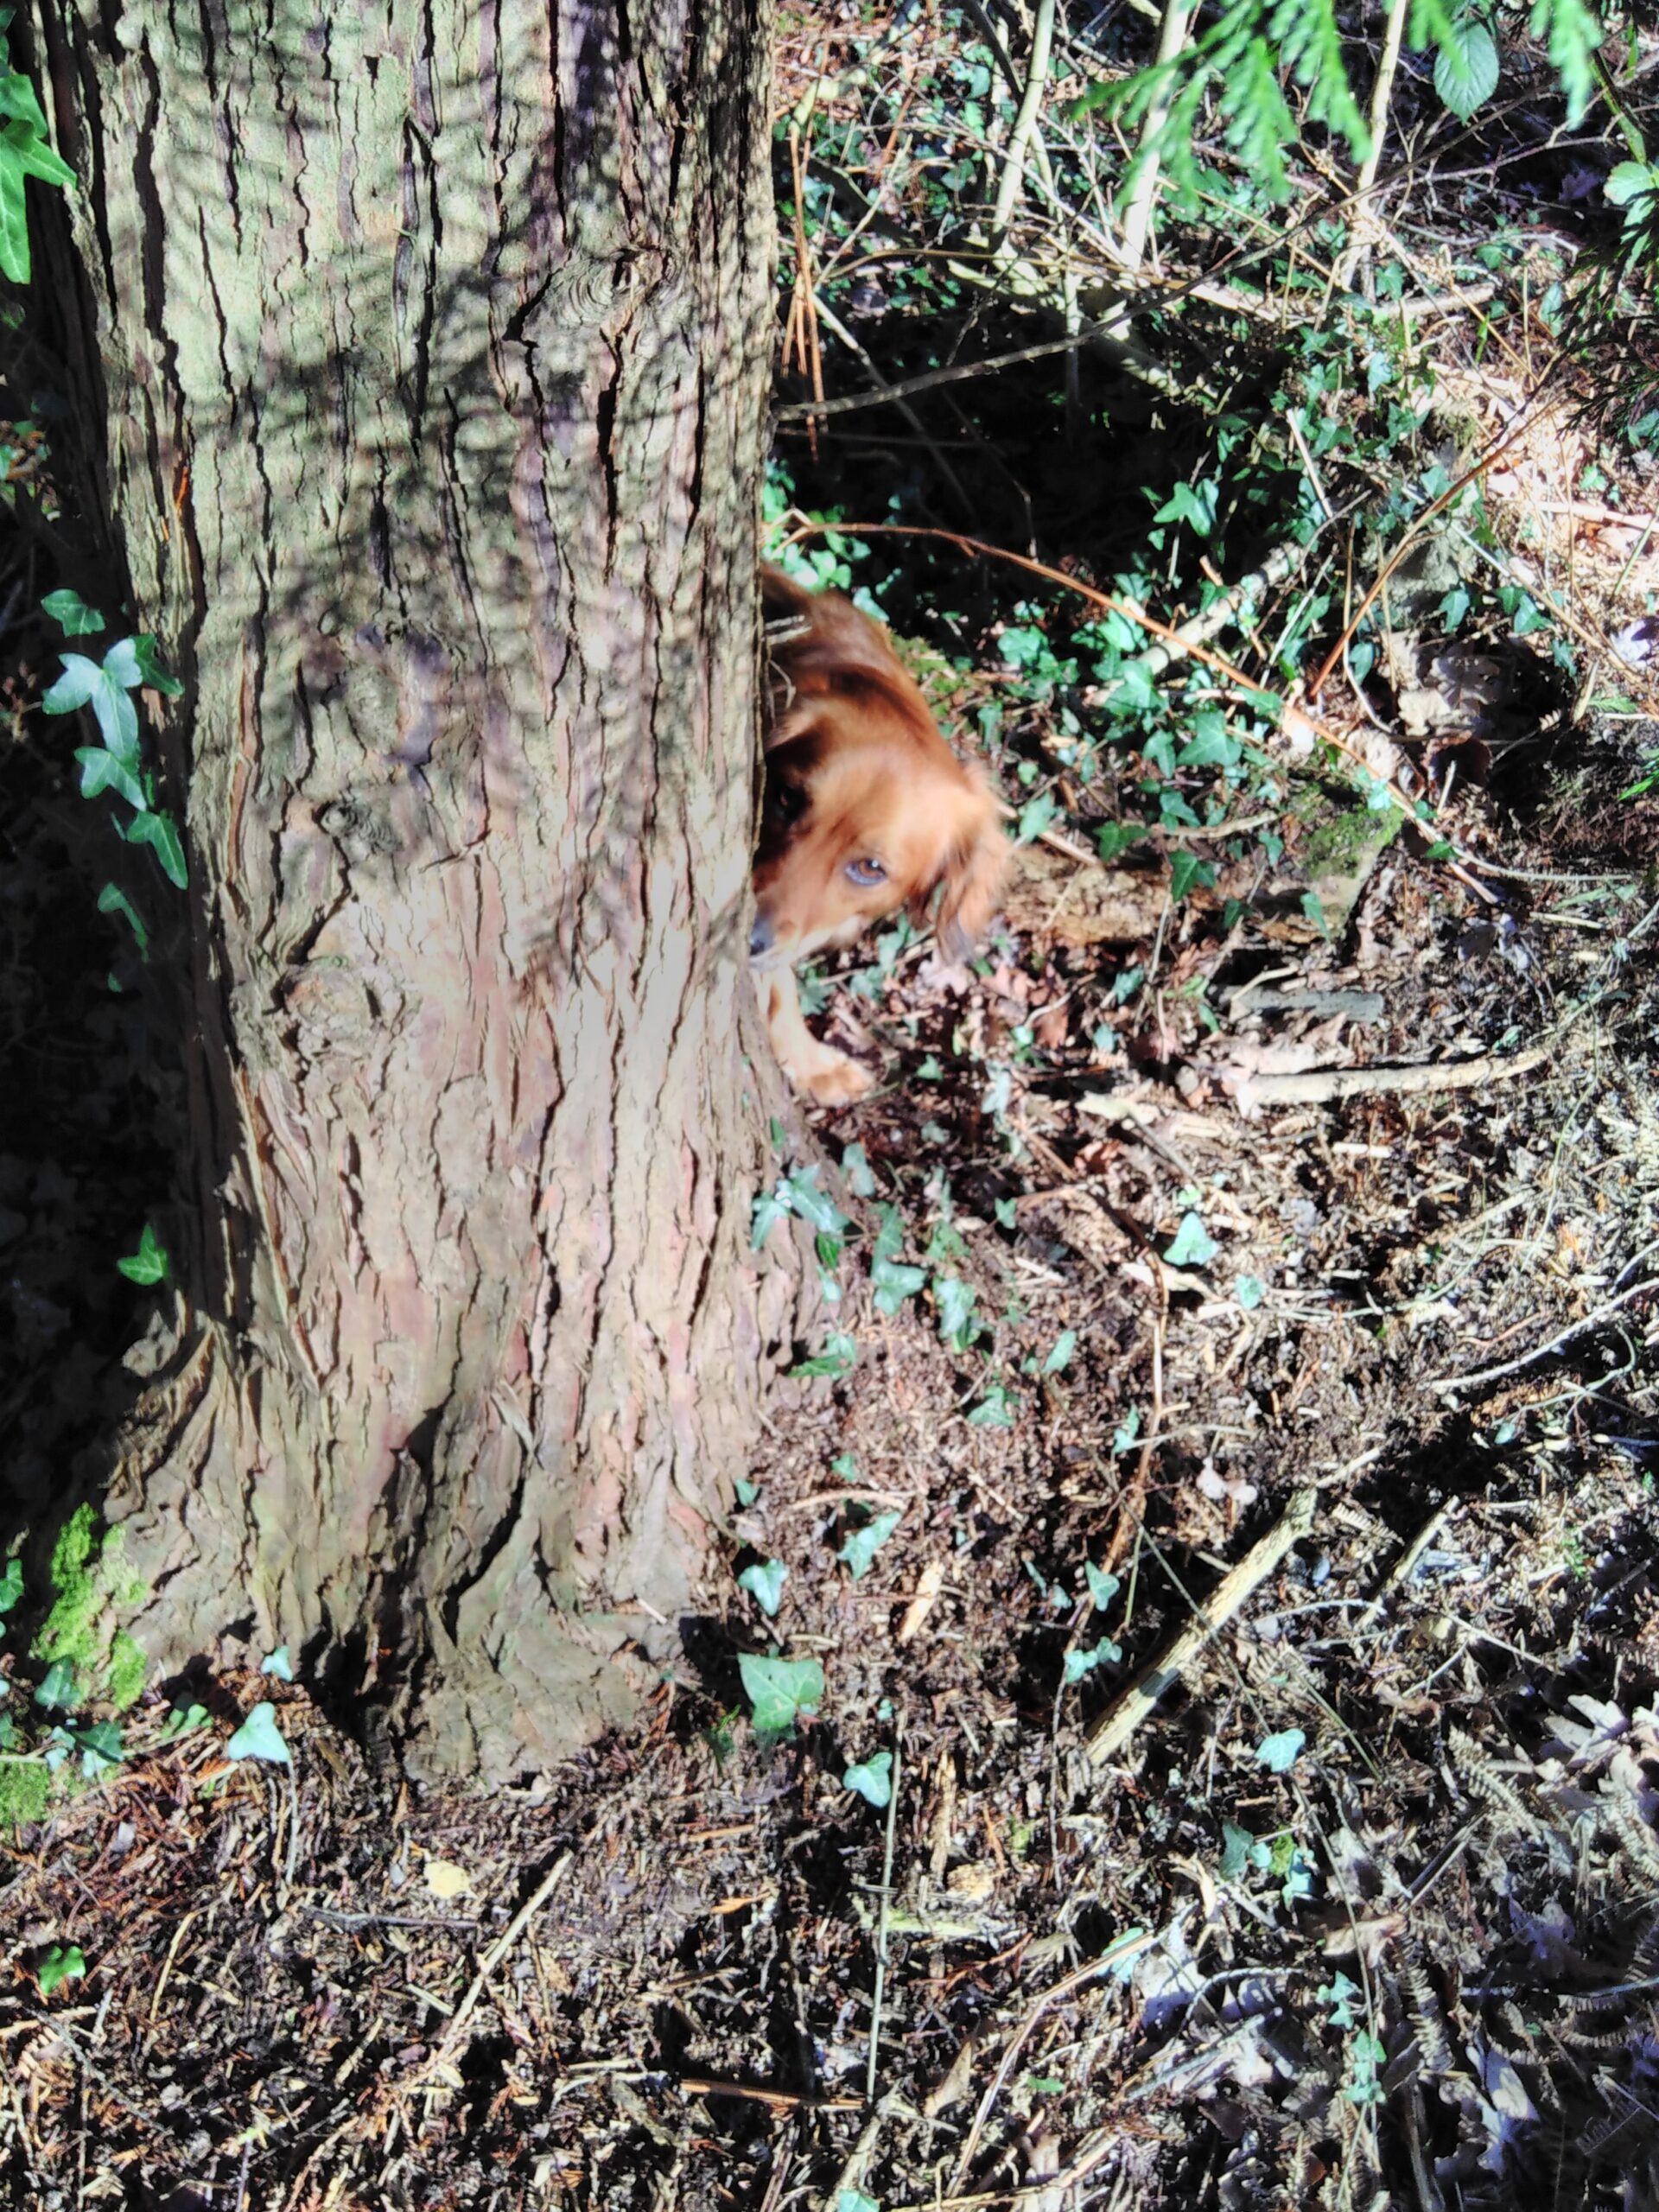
[424,1858,473,1899]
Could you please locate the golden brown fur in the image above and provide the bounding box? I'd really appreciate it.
[753,564,1007,1104]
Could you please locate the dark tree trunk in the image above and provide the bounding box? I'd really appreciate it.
[27,0,788,1779]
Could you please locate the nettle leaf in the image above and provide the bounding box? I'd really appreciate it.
[1163,1211,1219,1268]
[124,809,188,887]
[843,1751,893,1808]
[41,588,105,636]
[1256,1726,1306,1774]
[1433,12,1499,120]
[226,1700,291,1765]
[737,1559,788,1618]
[74,747,145,810]
[839,1508,901,1581]
[739,1653,824,1739]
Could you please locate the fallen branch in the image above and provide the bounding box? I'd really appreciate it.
[1207,1045,1548,1108]
[1088,1486,1319,1764]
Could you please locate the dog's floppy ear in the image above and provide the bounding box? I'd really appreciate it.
[926,772,1009,961]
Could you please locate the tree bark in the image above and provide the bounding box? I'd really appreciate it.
[27,0,788,1780]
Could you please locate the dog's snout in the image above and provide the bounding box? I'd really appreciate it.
[749,912,774,959]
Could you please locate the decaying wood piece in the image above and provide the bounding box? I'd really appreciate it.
[29,0,786,1779]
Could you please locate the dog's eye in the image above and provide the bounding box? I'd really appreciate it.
[844,856,887,887]
[767,779,809,822]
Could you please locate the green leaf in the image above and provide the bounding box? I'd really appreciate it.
[74,746,146,810]
[39,1943,86,1998]
[35,1659,78,1711]
[784,1166,852,1236]
[841,1141,877,1198]
[130,633,185,697]
[1255,1726,1306,1773]
[791,1331,857,1378]
[737,1559,788,1618]
[839,1509,901,1581]
[842,1751,893,1808]
[1433,15,1499,119]
[739,1653,824,1739]
[97,883,149,957]
[41,588,104,635]
[1163,1212,1218,1268]
[933,1275,978,1351]
[117,1223,168,1285]
[260,1645,296,1681]
[1084,1561,1120,1611]
[966,1383,1018,1428]
[1234,1274,1266,1310]
[1096,821,1144,863]
[1063,1634,1122,1684]
[101,636,144,689]
[41,652,103,715]
[226,1700,291,1765]
[752,1186,792,1248]
[124,810,188,887]
[1168,850,1217,902]
[871,1251,928,1317]
[74,1719,124,1777]
[1042,1330,1077,1375]
[0,109,73,284]
[0,1556,22,1615]
[159,1700,208,1741]
[837,2192,880,2212]
[1177,718,1240,770]
[830,1451,859,1481]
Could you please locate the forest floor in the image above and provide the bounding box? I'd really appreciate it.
[4,10,1659,2212]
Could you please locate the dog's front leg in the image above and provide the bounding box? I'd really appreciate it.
[762,969,874,1107]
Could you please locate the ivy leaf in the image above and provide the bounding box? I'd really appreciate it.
[41,588,105,636]
[839,1509,901,1581]
[260,1645,296,1681]
[74,1719,124,1777]
[130,633,185,697]
[0,108,75,285]
[1255,1726,1306,1774]
[226,1700,291,1765]
[751,1185,792,1248]
[739,1653,823,1740]
[966,1382,1018,1428]
[871,1251,928,1317]
[74,746,146,810]
[38,1943,86,1998]
[933,1275,978,1351]
[1042,1329,1077,1375]
[1168,849,1217,902]
[790,1331,856,1378]
[737,1559,788,1618]
[1163,1212,1218,1268]
[97,884,149,958]
[842,1751,893,1808]
[841,1141,878,1198]
[1063,1634,1122,1684]
[35,1659,78,1712]
[1234,1274,1266,1311]
[123,810,188,887]
[1084,1561,1121,1611]
[0,1556,22,1615]
[159,1701,208,1741]
[117,1223,168,1284]
[783,1166,851,1236]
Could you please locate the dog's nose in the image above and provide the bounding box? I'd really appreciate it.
[749,913,774,959]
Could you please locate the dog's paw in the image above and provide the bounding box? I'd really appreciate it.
[791,1048,875,1108]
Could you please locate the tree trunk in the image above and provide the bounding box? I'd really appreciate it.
[27,0,788,1780]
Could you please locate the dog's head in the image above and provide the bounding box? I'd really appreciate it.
[751,574,1007,972]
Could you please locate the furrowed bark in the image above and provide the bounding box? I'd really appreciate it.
[28,0,788,1780]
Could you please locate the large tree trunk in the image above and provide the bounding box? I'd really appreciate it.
[28,0,788,1780]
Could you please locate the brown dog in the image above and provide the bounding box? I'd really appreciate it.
[753,564,1007,1104]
